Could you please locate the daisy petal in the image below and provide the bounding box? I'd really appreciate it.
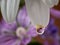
[7,0,20,23]
[1,0,7,23]
[0,0,1,7]
[1,0,20,23]
[25,0,50,28]
[42,0,59,8]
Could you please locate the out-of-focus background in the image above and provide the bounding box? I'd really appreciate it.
[0,0,60,45]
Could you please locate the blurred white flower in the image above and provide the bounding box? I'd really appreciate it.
[25,0,59,34]
[25,0,59,28]
[1,0,20,23]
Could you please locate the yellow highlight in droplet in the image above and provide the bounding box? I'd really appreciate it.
[36,24,43,30]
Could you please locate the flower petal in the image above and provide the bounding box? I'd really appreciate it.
[42,0,59,8]
[11,39,21,45]
[50,8,60,18]
[0,0,1,7]
[21,36,31,45]
[27,25,37,37]
[1,0,7,23]
[17,6,31,27]
[0,34,17,45]
[25,0,50,28]
[0,40,15,45]
[0,20,17,35]
[1,0,20,23]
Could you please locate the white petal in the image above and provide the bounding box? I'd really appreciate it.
[0,0,1,7]
[42,0,59,8]
[25,0,50,28]
[1,0,20,23]
[51,0,59,5]
[1,0,7,22]
[7,0,20,23]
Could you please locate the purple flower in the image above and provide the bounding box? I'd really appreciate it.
[50,8,60,18]
[0,6,37,45]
